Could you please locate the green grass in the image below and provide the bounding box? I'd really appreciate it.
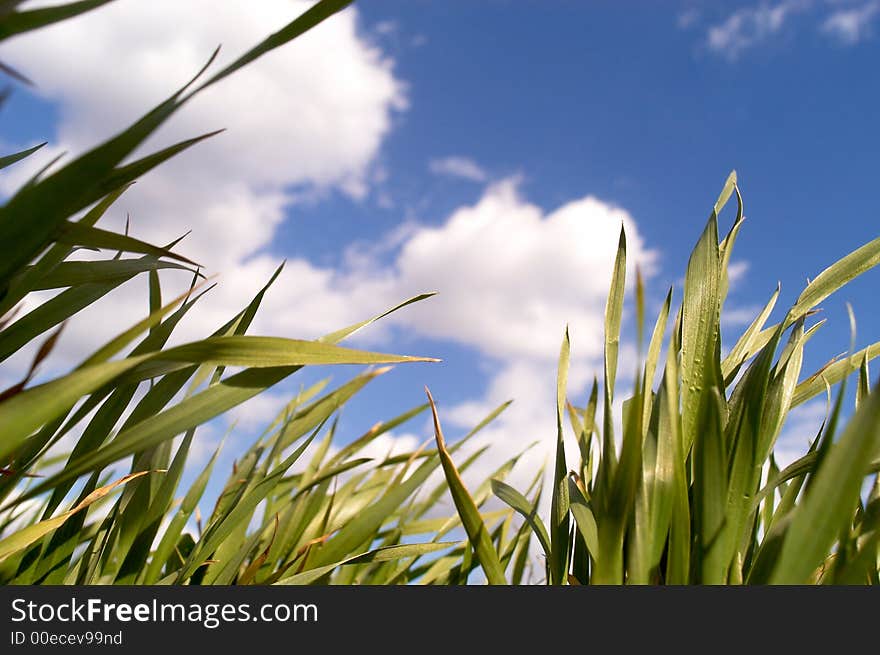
[0,0,503,585]
[1,1,878,586]
[431,171,880,584]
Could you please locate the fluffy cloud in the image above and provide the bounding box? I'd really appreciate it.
[251,179,654,495]
[390,180,656,360]
[822,1,880,43]
[1,2,657,504]
[210,179,656,372]
[1,0,404,270]
[0,0,407,374]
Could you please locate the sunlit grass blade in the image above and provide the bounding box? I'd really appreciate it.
[680,202,722,455]
[718,177,744,305]
[0,336,435,465]
[791,339,880,407]
[785,235,880,327]
[600,227,627,486]
[141,438,222,584]
[56,222,199,267]
[318,292,437,345]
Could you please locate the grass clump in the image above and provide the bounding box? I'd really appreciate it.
[0,0,503,585]
[2,3,878,586]
[431,172,880,585]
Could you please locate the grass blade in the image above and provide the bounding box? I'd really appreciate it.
[426,388,506,585]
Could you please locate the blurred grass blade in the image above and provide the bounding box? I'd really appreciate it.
[0,1,117,42]
[0,471,149,563]
[275,542,454,585]
[0,183,133,318]
[0,141,46,171]
[196,0,354,93]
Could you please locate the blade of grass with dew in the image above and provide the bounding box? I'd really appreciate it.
[680,203,722,456]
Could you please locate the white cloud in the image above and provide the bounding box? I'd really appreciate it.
[428,156,488,183]
[706,1,811,60]
[252,178,655,364]
[388,179,657,360]
[0,0,408,375]
[821,1,880,43]
[0,0,659,506]
[4,156,659,497]
[1,0,405,271]
[257,179,654,500]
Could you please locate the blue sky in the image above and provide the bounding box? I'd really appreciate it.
[2,0,879,501]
